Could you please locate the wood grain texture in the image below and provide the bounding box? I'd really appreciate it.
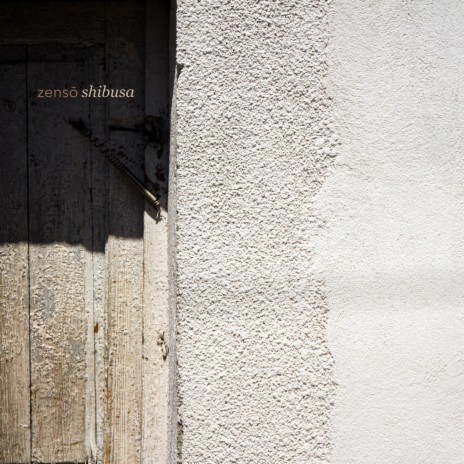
[0,50,31,464]
[143,2,174,462]
[85,50,108,464]
[28,59,90,463]
[0,5,165,461]
[105,1,146,462]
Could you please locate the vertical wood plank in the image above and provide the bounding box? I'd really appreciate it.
[106,1,146,462]
[81,48,107,464]
[0,49,31,464]
[143,1,173,462]
[28,58,90,463]
[85,50,108,464]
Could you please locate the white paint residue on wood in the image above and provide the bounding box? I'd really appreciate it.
[0,52,31,464]
[105,1,146,461]
[0,3,171,462]
[143,2,174,462]
[28,60,90,463]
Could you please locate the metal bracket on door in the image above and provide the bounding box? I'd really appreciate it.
[68,119,161,210]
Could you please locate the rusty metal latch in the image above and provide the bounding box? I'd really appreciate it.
[68,119,161,210]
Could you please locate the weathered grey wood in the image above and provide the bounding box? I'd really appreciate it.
[0,49,31,464]
[105,1,146,462]
[0,2,105,45]
[84,49,108,464]
[143,1,173,462]
[83,48,107,464]
[28,58,91,463]
[0,5,167,462]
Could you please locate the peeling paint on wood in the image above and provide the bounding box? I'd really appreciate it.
[0,2,171,462]
[28,59,90,463]
[105,1,145,462]
[0,49,31,464]
[142,1,174,462]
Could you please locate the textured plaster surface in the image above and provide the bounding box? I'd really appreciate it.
[175,1,337,462]
[315,1,464,463]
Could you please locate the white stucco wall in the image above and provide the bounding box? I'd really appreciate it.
[174,1,335,462]
[173,1,464,463]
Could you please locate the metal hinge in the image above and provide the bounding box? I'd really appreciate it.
[68,119,161,210]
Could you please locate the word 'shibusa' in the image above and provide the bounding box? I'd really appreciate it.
[82,85,135,98]
[36,85,135,99]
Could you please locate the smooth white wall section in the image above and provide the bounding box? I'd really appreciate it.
[316,1,464,462]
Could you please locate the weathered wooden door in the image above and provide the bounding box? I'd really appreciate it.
[0,2,171,463]
[1,44,106,463]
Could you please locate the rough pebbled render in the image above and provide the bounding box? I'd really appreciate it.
[174,1,338,462]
